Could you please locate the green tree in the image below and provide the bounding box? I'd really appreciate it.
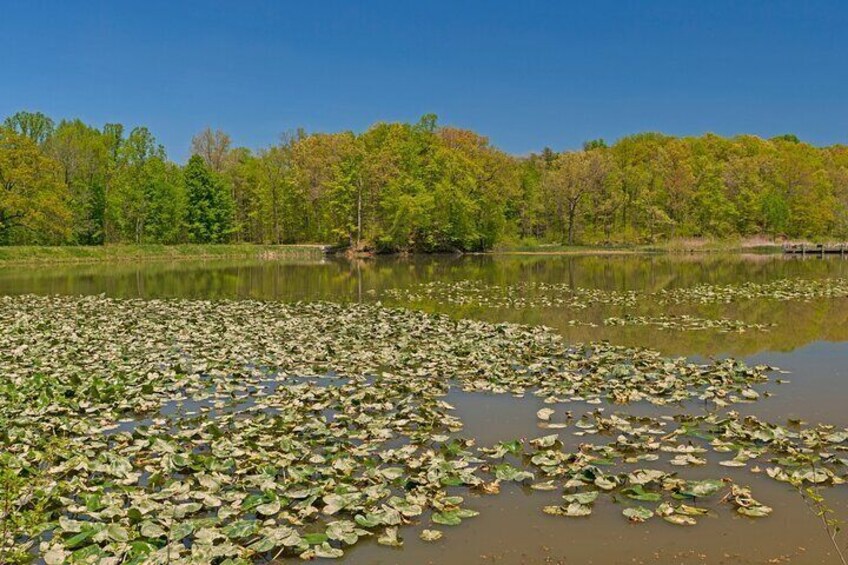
[107,127,185,243]
[223,147,262,242]
[542,150,610,245]
[3,111,55,145]
[326,150,365,246]
[583,138,608,151]
[3,110,848,249]
[761,190,790,236]
[184,155,233,243]
[46,120,110,244]
[0,127,70,244]
[255,144,293,244]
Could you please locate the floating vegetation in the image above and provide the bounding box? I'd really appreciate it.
[379,278,848,335]
[379,280,640,309]
[493,408,845,525]
[382,277,848,309]
[656,277,848,305]
[0,295,844,563]
[603,314,773,333]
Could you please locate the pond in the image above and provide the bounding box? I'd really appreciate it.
[2,253,847,564]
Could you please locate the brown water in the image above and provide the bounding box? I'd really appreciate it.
[3,253,847,564]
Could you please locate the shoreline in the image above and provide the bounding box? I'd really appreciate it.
[0,244,329,265]
[485,246,783,256]
[0,240,836,265]
[487,239,813,256]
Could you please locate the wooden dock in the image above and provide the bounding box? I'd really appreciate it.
[783,243,848,256]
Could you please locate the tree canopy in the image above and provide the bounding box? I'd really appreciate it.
[1,111,847,249]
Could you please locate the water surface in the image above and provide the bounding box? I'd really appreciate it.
[3,253,847,563]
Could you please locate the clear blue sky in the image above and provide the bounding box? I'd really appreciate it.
[2,1,846,161]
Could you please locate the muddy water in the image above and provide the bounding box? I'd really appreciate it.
[3,252,847,563]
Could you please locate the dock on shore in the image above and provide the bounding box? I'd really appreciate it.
[783,243,848,256]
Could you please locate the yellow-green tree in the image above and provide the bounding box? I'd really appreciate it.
[0,127,70,244]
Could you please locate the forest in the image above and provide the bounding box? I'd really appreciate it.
[2,110,847,251]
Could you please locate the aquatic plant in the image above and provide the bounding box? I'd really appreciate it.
[0,295,844,563]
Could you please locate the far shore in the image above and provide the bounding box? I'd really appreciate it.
[488,238,829,256]
[0,244,329,265]
[1,238,842,265]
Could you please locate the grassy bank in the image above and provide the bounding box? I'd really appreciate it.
[0,244,328,264]
[489,243,643,255]
[492,237,799,255]
[641,238,784,254]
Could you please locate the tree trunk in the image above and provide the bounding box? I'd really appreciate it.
[567,200,577,245]
[356,180,362,247]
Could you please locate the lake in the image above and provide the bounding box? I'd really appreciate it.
[3,252,847,564]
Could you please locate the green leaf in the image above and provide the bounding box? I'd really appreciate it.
[622,506,654,522]
[223,520,257,539]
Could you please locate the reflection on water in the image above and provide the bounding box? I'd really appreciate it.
[3,252,848,564]
[342,475,847,564]
[2,253,847,357]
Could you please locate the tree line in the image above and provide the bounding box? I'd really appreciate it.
[2,110,846,250]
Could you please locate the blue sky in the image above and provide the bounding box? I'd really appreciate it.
[2,1,846,161]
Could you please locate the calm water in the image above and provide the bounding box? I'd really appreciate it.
[3,253,848,564]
